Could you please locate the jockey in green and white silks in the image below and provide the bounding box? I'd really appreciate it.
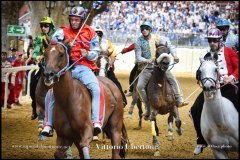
[135,20,189,119]
[31,16,56,131]
[33,16,56,63]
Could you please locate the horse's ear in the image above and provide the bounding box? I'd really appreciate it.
[204,52,212,60]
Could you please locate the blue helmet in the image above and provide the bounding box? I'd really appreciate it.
[216,19,230,27]
[140,20,152,29]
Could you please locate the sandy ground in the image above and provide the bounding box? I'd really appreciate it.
[1,72,238,159]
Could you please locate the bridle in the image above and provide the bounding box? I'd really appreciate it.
[197,60,220,92]
[43,41,82,83]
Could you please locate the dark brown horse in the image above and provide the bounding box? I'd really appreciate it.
[35,67,49,140]
[147,44,183,156]
[126,70,143,129]
[43,40,128,159]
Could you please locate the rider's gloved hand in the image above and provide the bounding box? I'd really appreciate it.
[36,55,44,64]
[146,59,154,64]
[121,48,126,54]
[173,56,179,63]
[80,49,88,57]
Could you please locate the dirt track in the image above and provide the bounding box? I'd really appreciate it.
[1,72,238,159]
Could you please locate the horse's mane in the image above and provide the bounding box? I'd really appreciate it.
[50,39,74,66]
[65,46,74,66]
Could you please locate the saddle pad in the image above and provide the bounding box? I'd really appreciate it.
[98,80,105,126]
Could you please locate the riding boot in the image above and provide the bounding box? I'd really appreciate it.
[176,96,189,107]
[136,69,151,120]
[166,71,189,107]
[42,125,53,137]
[42,89,55,137]
[142,102,150,120]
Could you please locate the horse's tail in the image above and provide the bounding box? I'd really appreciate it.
[120,122,129,159]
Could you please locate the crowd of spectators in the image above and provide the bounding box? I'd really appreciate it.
[92,1,239,45]
[1,49,29,109]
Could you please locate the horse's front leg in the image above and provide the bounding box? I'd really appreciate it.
[54,136,73,159]
[150,111,160,157]
[79,125,93,159]
[173,105,183,135]
[167,112,174,141]
[137,98,143,128]
[36,105,46,141]
[211,148,229,159]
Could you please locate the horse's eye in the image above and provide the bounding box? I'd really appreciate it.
[162,62,169,65]
[59,53,64,58]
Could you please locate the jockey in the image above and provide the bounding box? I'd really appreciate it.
[41,6,102,137]
[94,26,127,107]
[189,28,239,155]
[216,18,239,52]
[33,16,56,63]
[135,20,189,120]
[31,16,56,121]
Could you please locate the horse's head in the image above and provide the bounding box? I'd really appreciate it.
[96,55,110,77]
[155,43,171,71]
[155,42,170,59]
[43,39,71,87]
[196,58,220,99]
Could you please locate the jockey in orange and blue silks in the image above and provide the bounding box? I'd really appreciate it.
[41,6,103,138]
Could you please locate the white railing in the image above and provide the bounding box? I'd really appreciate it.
[2,65,39,109]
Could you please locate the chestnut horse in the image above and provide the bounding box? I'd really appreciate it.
[147,44,183,156]
[43,40,128,159]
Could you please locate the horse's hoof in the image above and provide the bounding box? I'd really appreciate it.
[92,136,99,141]
[167,131,174,141]
[31,113,38,120]
[134,126,142,130]
[176,128,183,136]
[143,116,150,121]
[127,114,132,119]
[193,145,204,155]
[38,135,46,141]
[154,151,160,157]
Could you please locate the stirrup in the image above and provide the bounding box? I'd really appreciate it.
[93,123,102,136]
[125,92,133,97]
